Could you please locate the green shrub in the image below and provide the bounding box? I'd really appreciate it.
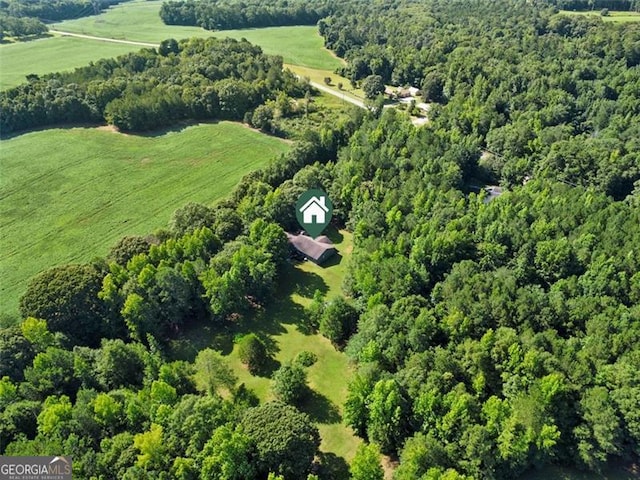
[294,351,317,367]
[237,334,268,374]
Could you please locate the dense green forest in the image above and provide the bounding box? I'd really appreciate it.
[159,0,334,30]
[1,0,640,478]
[331,110,640,478]
[320,0,640,199]
[0,0,134,22]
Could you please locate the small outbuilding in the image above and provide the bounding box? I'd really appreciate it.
[286,232,337,265]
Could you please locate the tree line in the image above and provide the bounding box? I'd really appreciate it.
[0,13,47,39]
[0,36,309,134]
[159,0,334,30]
[0,0,134,22]
[547,0,640,11]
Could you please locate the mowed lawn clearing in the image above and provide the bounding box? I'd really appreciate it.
[0,36,140,89]
[178,229,360,477]
[0,122,290,319]
[286,64,366,104]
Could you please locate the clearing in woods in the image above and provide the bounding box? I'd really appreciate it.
[177,229,362,478]
[0,122,290,321]
[558,9,640,22]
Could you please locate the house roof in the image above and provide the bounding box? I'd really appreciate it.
[286,233,336,262]
[300,196,328,213]
[483,185,504,203]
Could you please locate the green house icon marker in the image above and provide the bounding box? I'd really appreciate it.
[295,189,333,238]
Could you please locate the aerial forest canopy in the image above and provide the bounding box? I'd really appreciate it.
[318,0,640,199]
[1,0,640,478]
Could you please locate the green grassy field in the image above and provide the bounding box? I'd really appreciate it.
[0,122,290,320]
[559,10,640,22]
[55,0,342,70]
[0,36,140,89]
[0,0,341,89]
[211,27,343,71]
[287,64,366,103]
[52,0,210,42]
[176,229,360,476]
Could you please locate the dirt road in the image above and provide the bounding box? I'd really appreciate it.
[49,30,368,109]
[49,30,158,48]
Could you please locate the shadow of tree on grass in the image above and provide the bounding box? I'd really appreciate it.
[316,452,350,480]
[325,225,344,244]
[253,354,281,379]
[288,265,329,298]
[299,388,342,424]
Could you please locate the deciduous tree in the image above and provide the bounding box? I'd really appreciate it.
[242,402,320,480]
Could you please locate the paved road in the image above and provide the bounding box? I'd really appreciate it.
[49,30,158,48]
[49,30,369,110]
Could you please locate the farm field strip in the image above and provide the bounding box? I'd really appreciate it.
[0,36,140,89]
[558,9,640,22]
[53,0,342,68]
[50,0,213,43]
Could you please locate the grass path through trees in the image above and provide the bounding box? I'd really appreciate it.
[178,229,362,472]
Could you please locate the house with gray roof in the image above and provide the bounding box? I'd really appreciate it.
[286,232,337,265]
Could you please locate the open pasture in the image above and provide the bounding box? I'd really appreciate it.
[0,122,289,319]
[1,0,341,89]
[0,36,139,89]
